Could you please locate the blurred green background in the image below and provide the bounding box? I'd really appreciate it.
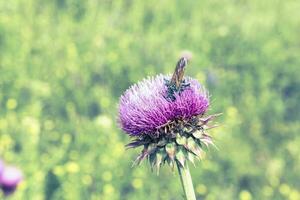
[0,0,299,199]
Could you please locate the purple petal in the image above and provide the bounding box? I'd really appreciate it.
[118,74,209,135]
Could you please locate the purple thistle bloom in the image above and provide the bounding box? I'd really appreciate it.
[118,57,220,172]
[118,74,209,136]
[0,166,23,195]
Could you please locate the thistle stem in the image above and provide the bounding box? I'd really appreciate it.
[176,162,197,200]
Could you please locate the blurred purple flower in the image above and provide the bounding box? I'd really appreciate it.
[118,74,209,135]
[0,166,23,196]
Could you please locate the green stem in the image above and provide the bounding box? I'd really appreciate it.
[176,161,197,200]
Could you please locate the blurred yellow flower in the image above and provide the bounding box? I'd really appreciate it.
[102,171,112,182]
[95,115,112,129]
[132,178,143,189]
[65,162,80,173]
[289,190,300,200]
[239,190,252,200]
[53,166,65,177]
[6,98,17,110]
[196,184,207,195]
[103,184,115,194]
[22,117,40,136]
[0,134,13,151]
[62,134,71,144]
[279,184,290,196]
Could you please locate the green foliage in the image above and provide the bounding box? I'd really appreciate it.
[0,0,299,199]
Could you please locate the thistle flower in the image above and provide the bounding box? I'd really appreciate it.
[119,75,209,136]
[118,57,220,200]
[0,165,23,196]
